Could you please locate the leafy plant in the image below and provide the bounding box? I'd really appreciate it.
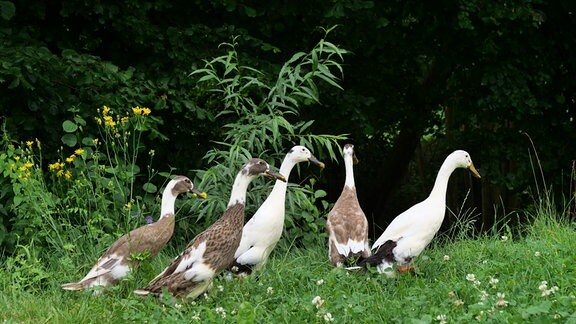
[184,28,347,246]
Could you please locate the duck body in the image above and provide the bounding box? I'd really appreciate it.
[230,146,324,274]
[135,158,286,298]
[327,144,370,266]
[359,150,481,276]
[61,176,202,291]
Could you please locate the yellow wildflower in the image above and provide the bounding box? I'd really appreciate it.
[132,107,142,115]
[104,116,116,127]
[48,162,62,170]
[26,141,33,147]
[24,162,34,169]
[93,138,99,145]
[14,156,20,161]
[64,170,72,180]
[95,117,102,125]
[9,163,15,171]
[102,105,111,116]
[124,202,132,210]
[75,148,85,155]
[66,155,76,163]
[56,170,64,177]
[121,116,130,124]
[141,108,151,116]
[18,166,26,172]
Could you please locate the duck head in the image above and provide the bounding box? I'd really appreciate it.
[288,145,325,169]
[343,144,359,165]
[242,158,287,182]
[452,150,481,178]
[170,175,207,198]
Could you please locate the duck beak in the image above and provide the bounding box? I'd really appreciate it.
[468,163,481,179]
[191,188,208,199]
[308,155,325,169]
[352,153,359,165]
[264,170,287,182]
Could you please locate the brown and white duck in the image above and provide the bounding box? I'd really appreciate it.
[230,146,324,275]
[326,144,371,266]
[61,176,205,292]
[134,158,286,299]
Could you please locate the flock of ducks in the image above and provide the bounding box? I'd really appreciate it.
[62,145,481,299]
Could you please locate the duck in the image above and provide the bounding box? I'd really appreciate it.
[229,146,325,275]
[61,175,206,292]
[357,150,481,276]
[327,144,371,266]
[134,158,286,299]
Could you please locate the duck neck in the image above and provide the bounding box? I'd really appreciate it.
[428,158,457,202]
[267,156,295,201]
[228,173,253,207]
[160,188,177,219]
[344,154,355,189]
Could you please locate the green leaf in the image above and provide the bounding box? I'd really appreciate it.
[62,120,78,133]
[142,183,157,193]
[0,1,16,21]
[61,134,77,147]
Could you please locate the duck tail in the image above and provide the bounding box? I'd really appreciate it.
[356,240,397,269]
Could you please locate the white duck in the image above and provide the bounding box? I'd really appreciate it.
[61,176,206,292]
[358,150,481,276]
[134,158,286,299]
[327,144,370,266]
[230,146,324,274]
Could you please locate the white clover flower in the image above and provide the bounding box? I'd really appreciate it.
[191,312,201,321]
[316,279,325,285]
[215,307,226,318]
[534,251,541,257]
[496,292,508,307]
[312,296,324,308]
[489,277,499,287]
[174,303,182,309]
[324,312,334,322]
[443,255,450,261]
[538,281,548,291]
[267,286,274,295]
[497,292,505,299]
[454,299,464,307]
[480,291,489,301]
[466,274,476,281]
[501,235,508,242]
[473,279,481,287]
[217,285,224,292]
[436,314,447,324]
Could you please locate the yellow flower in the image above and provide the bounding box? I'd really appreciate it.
[48,162,62,170]
[132,107,142,115]
[92,138,99,145]
[75,148,85,155]
[104,116,116,127]
[141,108,151,116]
[121,116,130,124]
[56,170,64,177]
[18,166,26,172]
[102,105,111,116]
[64,170,72,180]
[95,117,102,125]
[26,141,33,147]
[14,156,20,161]
[9,163,15,171]
[124,202,132,210]
[24,162,34,169]
[66,155,76,163]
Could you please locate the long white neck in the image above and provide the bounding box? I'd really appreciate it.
[160,187,177,218]
[228,173,253,206]
[428,157,458,203]
[265,156,296,202]
[344,153,355,189]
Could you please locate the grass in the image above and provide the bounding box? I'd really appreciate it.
[1,210,576,323]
